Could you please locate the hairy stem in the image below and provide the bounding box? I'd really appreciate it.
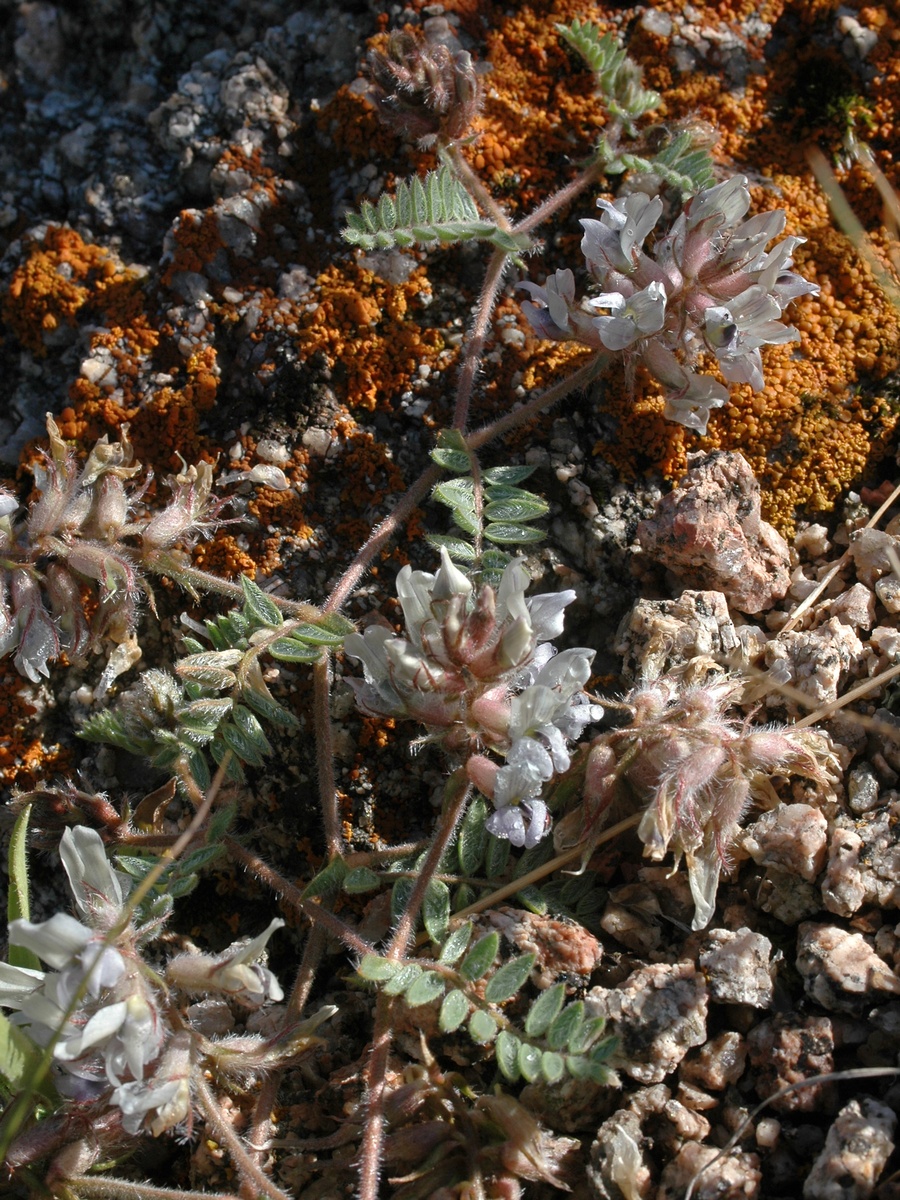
[64,1179,241,1200]
[452,247,509,433]
[357,989,395,1200]
[223,835,372,955]
[194,1074,292,1200]
[324,463,442,614]
[314,653,343,860]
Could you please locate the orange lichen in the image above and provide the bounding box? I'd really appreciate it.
[292,262,445,411]
[3,226,148,356]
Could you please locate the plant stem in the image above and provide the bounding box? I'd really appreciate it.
[314,653,344,860]
[324,464,442,614]
[223,835,372,955]
[357,989,394,1200]
[65,1179,241,1200]
[194,1074,292,1200]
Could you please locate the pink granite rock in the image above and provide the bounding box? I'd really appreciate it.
[637,451,791,614]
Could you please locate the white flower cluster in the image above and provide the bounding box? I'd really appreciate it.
[521,176,819,434]
[345,551,603,848]
[0,827,284,1136]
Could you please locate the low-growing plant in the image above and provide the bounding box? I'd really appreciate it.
[0,13,867,1200]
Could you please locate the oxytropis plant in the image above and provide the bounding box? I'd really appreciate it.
[0,14,836,1200]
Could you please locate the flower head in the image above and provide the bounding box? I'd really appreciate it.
[346,552,603,849]
[521,176,819,435]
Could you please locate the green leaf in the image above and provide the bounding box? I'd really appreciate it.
[525,982,566,1038]
[289,623,347,647]
[422,879,451,945]
[0,1013,42,1100]
[484,953,535,1004]
[568,1016,608,1055]
[482,464,537,485]
[547,1001,585,1051]
[7,806,40,972]
[342,165,531,257]
[483,497,549,522]
[541,1050,566,1084]
[268,638,322,664]
[484,522,546,545]
[459,932,499,982]
[240,684,298,728]
[383,963,423,996]
[495,1031,522,1081]
[302,856,347,899]
[432,477,475,508]
[218,717,267,767]
[343,866,382,894]
[431,447,472,473]
[468,1008,498,1045]
[458,796,489,875]
[517,1041,543,1083]
[240,575,284,627]
[484,833,511,879]
[232,704,273,754]
[439,988,470,1033]
[358,955,399,982]
[391,877,416,925]
[425,534,477,563]
[439,923,473,967]
[404,970,446,1007]
[514,885,548,916]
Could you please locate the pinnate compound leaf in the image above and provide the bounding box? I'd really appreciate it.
[484,952,536,1004]
[525,982,566,1039]
[240,575,283,628]
[439,988,470,1033]
[468,1008,498,1045]
[495,1030,523,1081]
[422,879,451,945]
[439,922,473,967]
[342,165,530,256]
[405,970,446,1007]
[459,931,499,982]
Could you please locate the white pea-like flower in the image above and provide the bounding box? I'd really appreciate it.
[521,175,819,435]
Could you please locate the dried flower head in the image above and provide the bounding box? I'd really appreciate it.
[367,26,485,147]
[561,674,836,928]
[0,415,226,682]
[521,177,819,434]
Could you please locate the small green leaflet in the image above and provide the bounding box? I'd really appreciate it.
[483,952,535,1004]
[459,932,499,982]
[439,988,470,1033]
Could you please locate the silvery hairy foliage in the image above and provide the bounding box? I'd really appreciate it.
[0,414,224,685]
[521,176,819,434]
[345,549,603,848]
